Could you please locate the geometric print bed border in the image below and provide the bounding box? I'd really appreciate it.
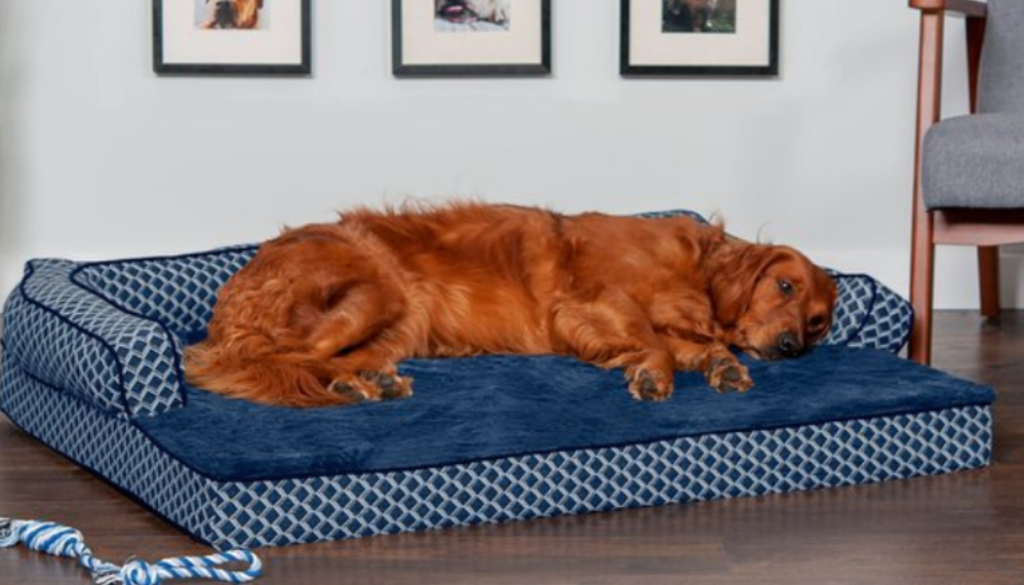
[0,358,992,550]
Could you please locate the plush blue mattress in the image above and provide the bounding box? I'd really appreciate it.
[140,348,991,482]
[0,211,995,549]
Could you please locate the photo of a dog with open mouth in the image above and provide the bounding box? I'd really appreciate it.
[199,0,264,30]
[663,0,736,33]
[435,0,510,32]
[184,203,837,408]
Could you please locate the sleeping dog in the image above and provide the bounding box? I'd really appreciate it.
[185,202,837,408]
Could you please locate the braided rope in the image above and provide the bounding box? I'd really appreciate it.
[0,518,262,585]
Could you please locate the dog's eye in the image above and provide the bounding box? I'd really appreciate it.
[778,279,795,297]
[808,314,826,332]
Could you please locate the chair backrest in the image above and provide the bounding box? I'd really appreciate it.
[979,0,1024,113]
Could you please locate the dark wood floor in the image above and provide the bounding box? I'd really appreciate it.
[2,311,1023,584]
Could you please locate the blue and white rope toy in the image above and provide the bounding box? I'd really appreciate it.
[0,517,262,584]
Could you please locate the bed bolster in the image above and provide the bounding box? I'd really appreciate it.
[1,259,184,417]
[823,274,914,353]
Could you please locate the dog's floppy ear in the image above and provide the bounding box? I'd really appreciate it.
[707,245,788,326]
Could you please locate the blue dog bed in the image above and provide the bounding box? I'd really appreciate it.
[0,212,994,549]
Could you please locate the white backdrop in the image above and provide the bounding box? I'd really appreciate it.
[0,0,1016,308]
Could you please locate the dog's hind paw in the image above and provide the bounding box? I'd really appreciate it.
[705,357,754,394]
[329,380,366,403]
[330,371,414,403]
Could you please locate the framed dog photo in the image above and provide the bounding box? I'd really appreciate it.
[392,0,552,77]
[621,0,780,77]
[153,0,311,75]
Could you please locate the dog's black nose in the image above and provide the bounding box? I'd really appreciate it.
[776,332,804,358]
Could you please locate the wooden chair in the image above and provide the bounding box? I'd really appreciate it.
[908,0,1024,364]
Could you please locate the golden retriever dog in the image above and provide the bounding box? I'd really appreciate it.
[435,0,510,25]
[202,0,263,30]
[184,203,837,408]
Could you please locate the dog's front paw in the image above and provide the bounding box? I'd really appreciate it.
[360,371,414,401]
[704,356,754,394]
[626,368,674,402]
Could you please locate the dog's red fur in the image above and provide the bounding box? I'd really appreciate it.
[184,203,837,407]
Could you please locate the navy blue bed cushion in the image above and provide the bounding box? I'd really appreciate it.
[136,346,995,483]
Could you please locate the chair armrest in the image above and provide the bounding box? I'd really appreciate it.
[908,0,988,163]
[909,0,987,18]
[909,0,987,17]
[908,0,988,119]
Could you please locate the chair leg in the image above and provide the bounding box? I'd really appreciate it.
[978,246,1000,318]
[908,217,935,365]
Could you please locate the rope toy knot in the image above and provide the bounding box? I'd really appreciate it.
[122,559,161,585]
[0,518,21,548]
[0,517,262,584]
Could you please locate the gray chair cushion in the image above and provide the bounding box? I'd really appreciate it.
[922,113,1024,209]
[979,0,1024,113]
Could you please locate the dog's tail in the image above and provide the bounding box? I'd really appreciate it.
[183,335,358,408]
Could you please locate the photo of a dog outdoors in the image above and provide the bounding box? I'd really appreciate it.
[663,0,736,33]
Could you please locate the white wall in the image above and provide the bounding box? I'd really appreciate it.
[0,0,1017,308]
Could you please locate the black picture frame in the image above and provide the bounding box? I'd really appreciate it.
[153,0,312,75]
[392,0,552,77]
[620,0,780,77]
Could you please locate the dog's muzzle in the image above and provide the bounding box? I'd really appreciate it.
[774,332,805,359]
[213,1,237,28]
[437,0,475,23]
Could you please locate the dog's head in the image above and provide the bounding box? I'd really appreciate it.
[710,244,837,361]
[206,0,263,29]
[435,0,509,25]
